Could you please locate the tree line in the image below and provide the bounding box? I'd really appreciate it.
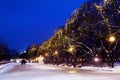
[0,38,19,61]
[24,0,120,67]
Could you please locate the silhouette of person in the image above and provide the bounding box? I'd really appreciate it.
[21,59,26,66]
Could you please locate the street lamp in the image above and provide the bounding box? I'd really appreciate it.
[107,35,116,68]
[43,53,49,64]
[108,35,116,43]
[54,51,59,65]
[67,46,74,66]
[54,51,58,55]
[94,57,99,62]
[94,57,100,67]
[68,46,74,53]
[68,45,77,68]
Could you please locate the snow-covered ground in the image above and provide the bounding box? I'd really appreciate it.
[0,62,120,80]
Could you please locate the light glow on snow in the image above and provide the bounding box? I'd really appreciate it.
[68,70,77,74]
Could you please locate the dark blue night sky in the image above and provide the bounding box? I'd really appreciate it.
[0,0,87,52]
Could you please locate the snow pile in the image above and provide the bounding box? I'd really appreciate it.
[34,62,120,73]
[0,63,9,69]
[0,63,17,74]
[81,66,113,72]
[80,62,120,73]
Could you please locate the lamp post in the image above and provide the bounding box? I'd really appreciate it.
[54,51,58,55]
[107,35,116,68]
[54,50,59,65]
[94,57,100,66]
[68,45,77,68]
[108,35,116,43]
[68,46,74,53]
[45,53,49,57]
[94,57,99,62]
[44,53,49,64]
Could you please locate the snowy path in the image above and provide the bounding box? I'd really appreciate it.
[0,63,120,80]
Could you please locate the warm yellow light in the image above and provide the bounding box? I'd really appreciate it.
[54,51,58,55]
[94,57,99,62]
[38,56,44,61]
[31,48,36,51]
[68,47,74,52]
[108,36,116,43]
[104,0,107,3]
[45,53,48,57]
[68,70,77,74]
[80,58,82,61]
[35,58,38,61]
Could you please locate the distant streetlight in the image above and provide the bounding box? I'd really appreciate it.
[45,53,49,57]
[106,34,116,68]
[68,45,74,53]
[94,57,99,62]
[54,51,58,55]
[68,45,77,68]
[53,50,59,65]
[108,35,116,43]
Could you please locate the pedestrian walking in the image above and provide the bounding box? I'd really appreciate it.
[21,59,26,66]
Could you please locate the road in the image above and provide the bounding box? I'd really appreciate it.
[0,63,120,80]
